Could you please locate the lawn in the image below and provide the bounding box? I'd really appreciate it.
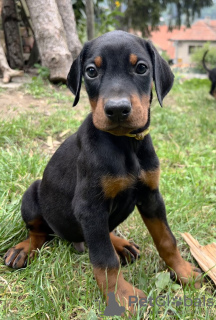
[0,76,215,319]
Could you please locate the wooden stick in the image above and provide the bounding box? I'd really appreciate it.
[181,232,216,285]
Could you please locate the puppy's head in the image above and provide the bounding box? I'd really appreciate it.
[67,31,174,136]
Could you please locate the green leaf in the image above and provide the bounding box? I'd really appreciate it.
[171,284,182,291]
[155,272,171,293]
[87,310,98,320]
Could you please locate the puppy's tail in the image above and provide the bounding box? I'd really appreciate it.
[202,50,210,72]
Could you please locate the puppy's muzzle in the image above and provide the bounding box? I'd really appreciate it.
[104,99,131,122]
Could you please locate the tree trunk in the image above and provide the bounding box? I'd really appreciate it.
[1,0,24,69]
[85,0,94,40]
[25,0,72,82]
[56,0,82,60]
[19,0,40,67]
[0,41,23,83]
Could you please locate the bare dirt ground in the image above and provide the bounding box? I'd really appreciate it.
[0,75,89,121]
[1,89,51,119]
[0,76,91,156]
[0,75,57,120]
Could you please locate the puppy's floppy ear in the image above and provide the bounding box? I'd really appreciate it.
[146,41,174,107]
[67,54,82,106]
[67,44,87,107]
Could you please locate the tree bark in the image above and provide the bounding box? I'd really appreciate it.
[25,0,72,82]
[0,41,23,83]
[56,0,82,60]
[85,0,95,40]
[1,0,24,69]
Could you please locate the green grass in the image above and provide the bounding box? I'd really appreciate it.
[0,77,216,319]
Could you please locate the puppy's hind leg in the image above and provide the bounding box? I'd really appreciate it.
[4,180,52,269]
[209,81,216,96]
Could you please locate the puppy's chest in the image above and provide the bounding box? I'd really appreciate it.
[101,163,160,199]
[101,174,138,199]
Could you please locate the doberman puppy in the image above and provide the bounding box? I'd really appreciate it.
[4,31,202,310]
[202,50,216,97]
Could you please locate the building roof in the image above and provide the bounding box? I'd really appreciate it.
[149,25,184,59]
[149,20,216,59]
[169,20,216,41]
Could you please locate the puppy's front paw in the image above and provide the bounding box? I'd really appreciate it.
[110,233,140,265]
[4,240,36,269]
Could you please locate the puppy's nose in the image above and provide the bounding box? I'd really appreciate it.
[104,99,131,122]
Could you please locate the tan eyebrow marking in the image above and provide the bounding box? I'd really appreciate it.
[94,56,102,67]
[130,54,138,65]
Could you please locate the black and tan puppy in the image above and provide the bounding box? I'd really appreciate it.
[202,50,216,97]
[4,31,202,308]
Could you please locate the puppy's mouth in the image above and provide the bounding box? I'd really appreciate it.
[106,124,148,136]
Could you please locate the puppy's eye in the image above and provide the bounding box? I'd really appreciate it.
[86,66,98,78]
[135,63,147,74]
